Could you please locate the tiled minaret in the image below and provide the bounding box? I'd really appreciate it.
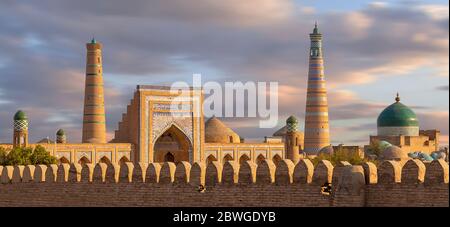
[82,38,106,143]
[13,110,29,148]
[285,116,300,163]
[303,23,330,155]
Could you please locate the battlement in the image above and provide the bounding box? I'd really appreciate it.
[0,159,448,207]
[1,159,448,186]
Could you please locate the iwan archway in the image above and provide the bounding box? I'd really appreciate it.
[153,124,192,163]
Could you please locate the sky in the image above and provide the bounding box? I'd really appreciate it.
[0,0,448,147]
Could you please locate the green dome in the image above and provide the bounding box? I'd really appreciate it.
[378,141,392,151]
[56,129,65,136]
[14,110,28,121]
[286,115,298,124]
[377,95,418,127]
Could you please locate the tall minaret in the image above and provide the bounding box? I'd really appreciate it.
[82,38,106,143]
[303,23,330,155]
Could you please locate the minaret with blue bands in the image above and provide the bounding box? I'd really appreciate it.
[82,38,107,143]
[303,23,330,155]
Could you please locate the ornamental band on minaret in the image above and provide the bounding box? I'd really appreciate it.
[82,38,106,143]
[303,23,331,155]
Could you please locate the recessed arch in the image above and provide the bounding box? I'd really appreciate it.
[99,156,112,165]
[59,156,70,164]
[206,155,218,165]
[153,122,192,145]
[223,154,234,163]
[118,156,130,166]
[272,154,282,165]
[256,154,266,165]
[78,156,91,166]
[164,152,175,162]
[153,124,192,164]
[239,154,250,165]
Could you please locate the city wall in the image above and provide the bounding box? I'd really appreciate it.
[0,159,448,207]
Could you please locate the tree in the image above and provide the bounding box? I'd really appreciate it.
[310,148,370,167]
[0,147,7,164]
[4,147,33,165]
[0,145,57,166]
[367,139,383,157]
[30,145,57,165]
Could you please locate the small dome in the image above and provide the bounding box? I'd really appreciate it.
[205,116,240,143]
[431,151,446,160]
[273,125,287,137]
[37,138,54,144]
[56,129,65,136]
[318,145,334,156]
[286,116,298,124]
[286,115,299,133]
[14,110,28,121]
[378,140,392,150]
[382,146,408,161]
[377,95,418,128]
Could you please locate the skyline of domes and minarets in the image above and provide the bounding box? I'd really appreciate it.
[1,25,445,148]
[0,6,447,148]
[0,1,448,210]
[0,23,446,167]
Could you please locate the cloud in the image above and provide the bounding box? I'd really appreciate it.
[416,4,450,20]
[417,111,449,135]
[0,1,448,146]
[436,85,449,91]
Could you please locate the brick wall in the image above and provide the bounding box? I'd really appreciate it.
[0,159,448,207]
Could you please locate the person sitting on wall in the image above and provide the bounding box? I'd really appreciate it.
[197,184,206,193]
[321,182,332,195]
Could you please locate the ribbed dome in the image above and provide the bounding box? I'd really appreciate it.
[318,145,334,156]
[382,146,408,161]
[377,96,418,127]
[205,116,240,143]
[286,116,298,124]
[37,138,54,144]
[14,110,28,121]
[56,129,65,136]
[378,140,392,150]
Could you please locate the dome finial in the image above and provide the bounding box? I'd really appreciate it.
[90,35,96,44]
[313,21,319,34]
[395,92,400,102]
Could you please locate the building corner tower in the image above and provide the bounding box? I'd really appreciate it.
[82,38,106,143]
[303,23,330,155]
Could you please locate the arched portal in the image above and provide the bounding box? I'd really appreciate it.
[153,125,192,164]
